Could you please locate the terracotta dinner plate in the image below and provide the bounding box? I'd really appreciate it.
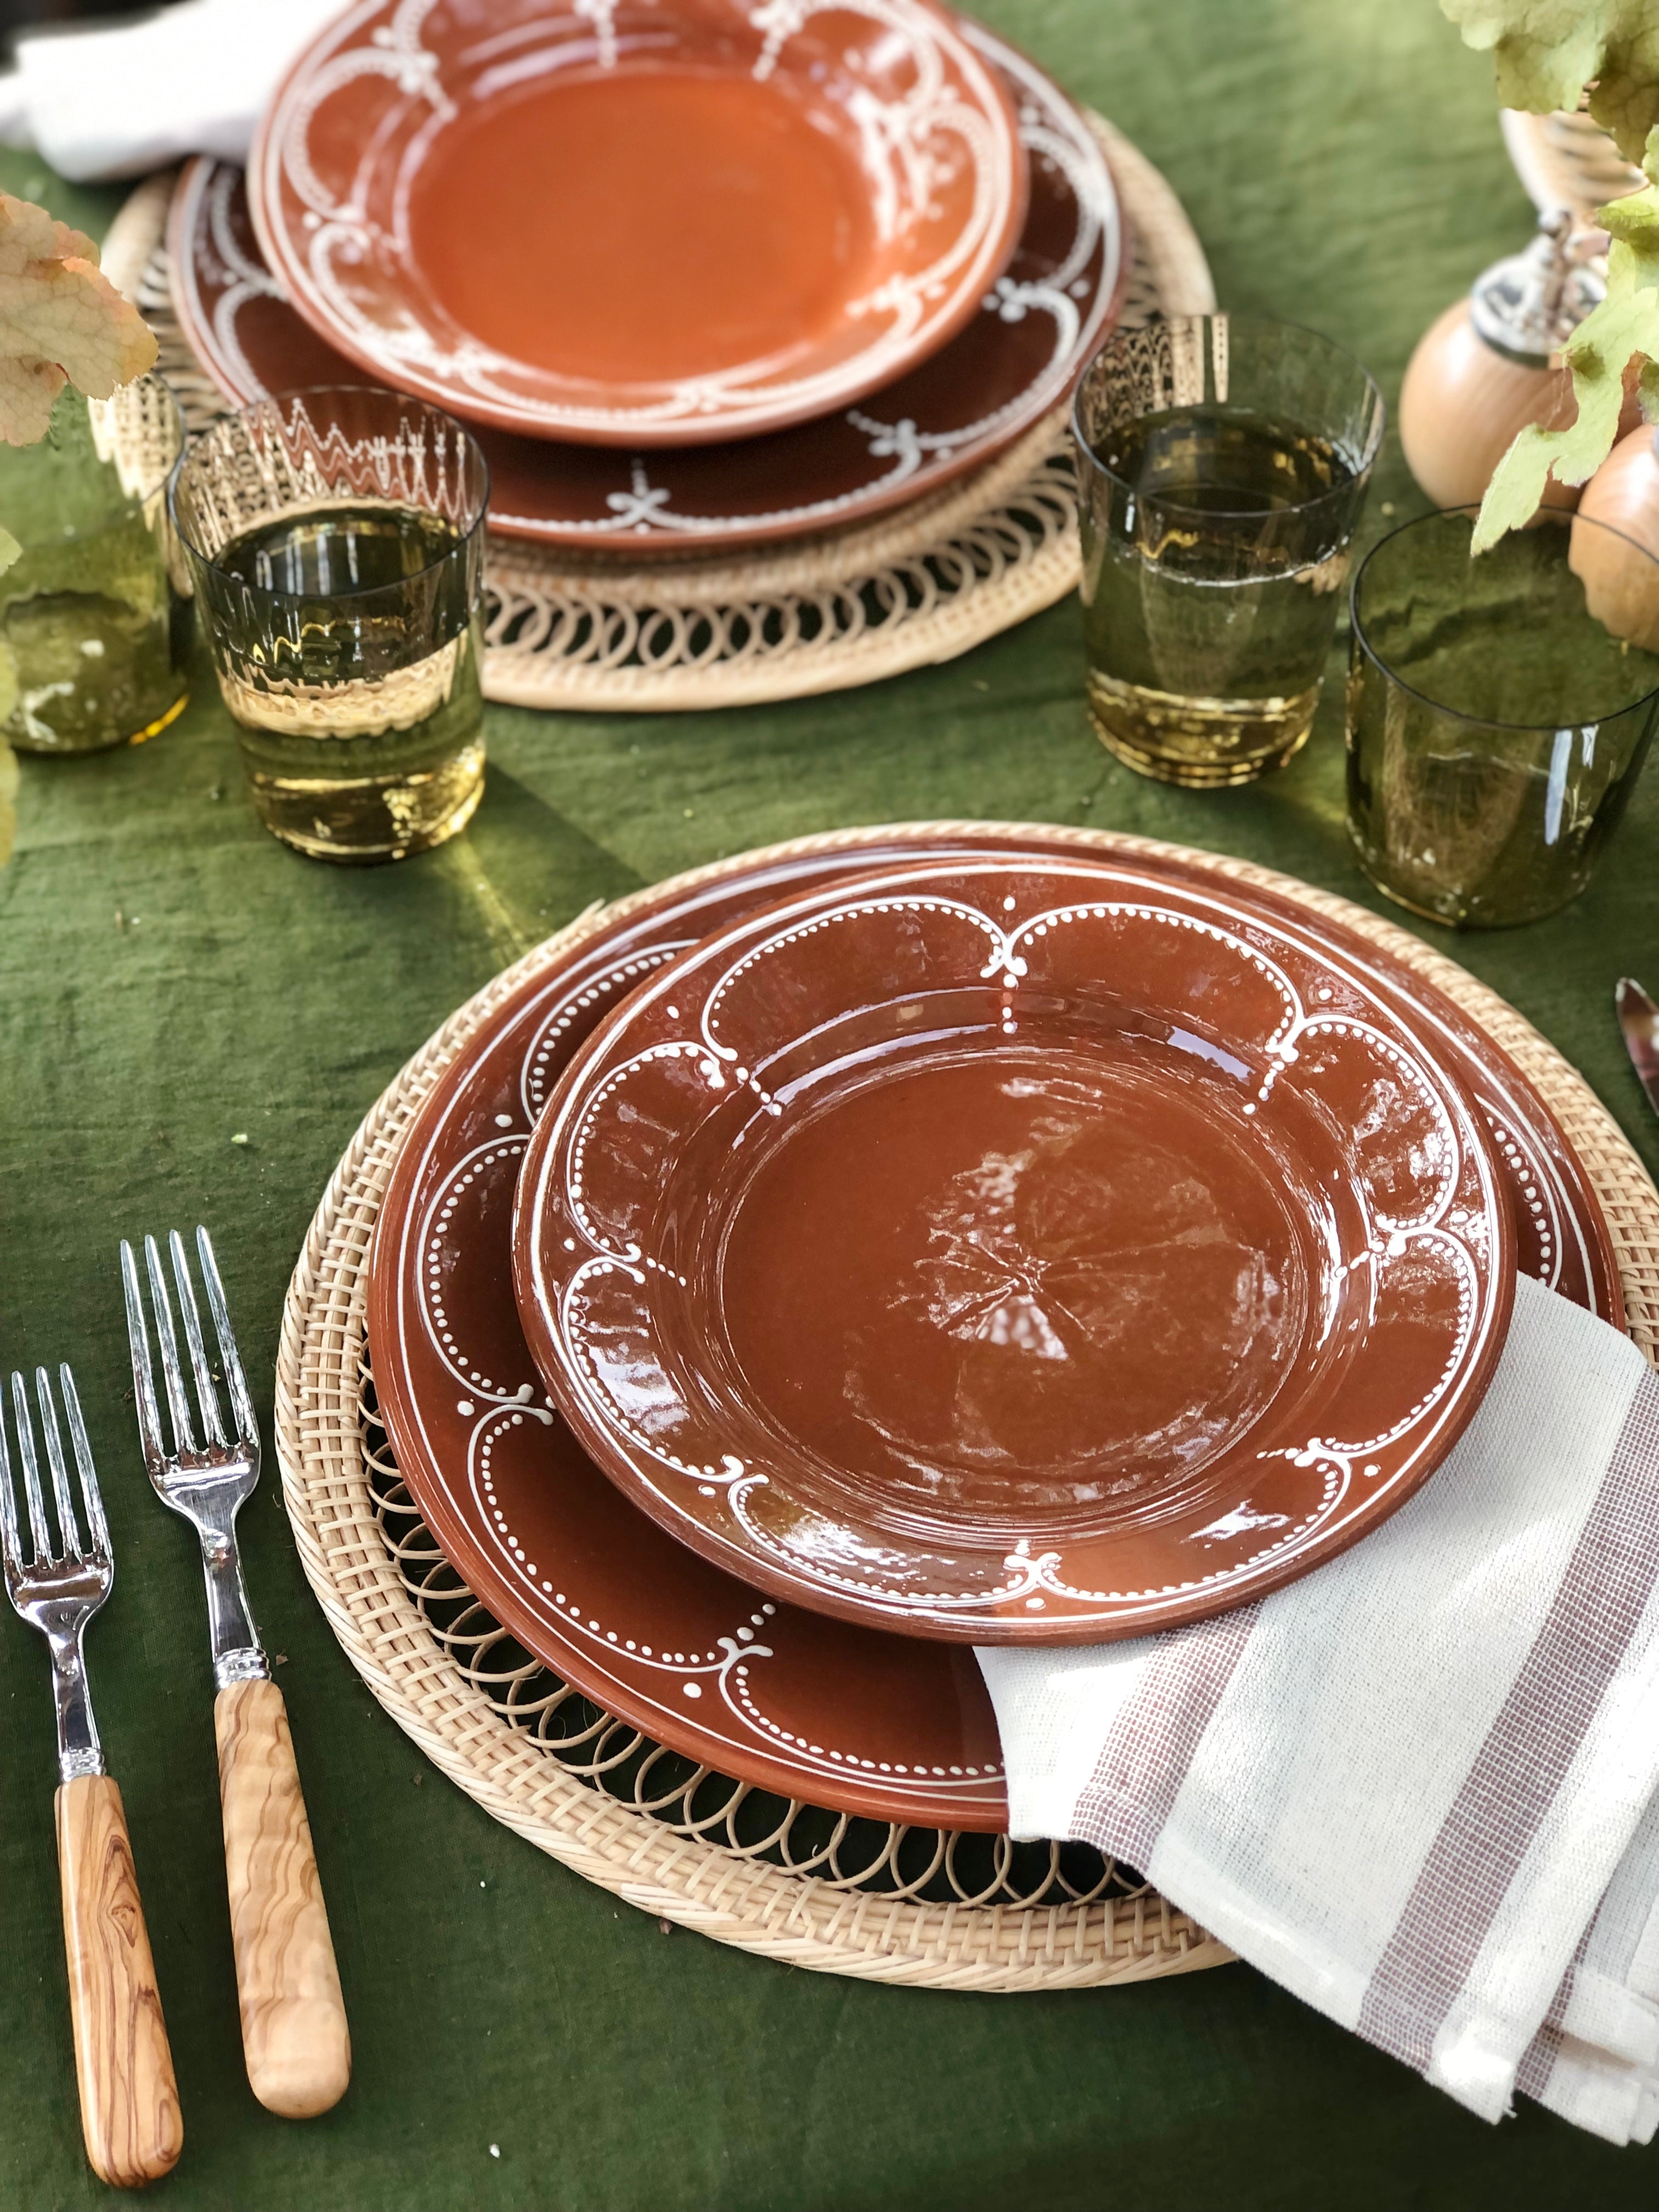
[249,0,1028,449]
[368,828,1615,1825]
[515,856,1515,1643]
[171,29,1124,551]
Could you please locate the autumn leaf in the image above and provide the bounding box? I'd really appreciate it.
[0,190,156,452]
[1441,1,1659,167]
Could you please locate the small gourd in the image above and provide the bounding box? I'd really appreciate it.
[1400,210,1610,511]
[1571,425,1659,651]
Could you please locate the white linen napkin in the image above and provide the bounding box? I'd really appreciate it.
[977,1272,1659,2143]
[0,0,343,182]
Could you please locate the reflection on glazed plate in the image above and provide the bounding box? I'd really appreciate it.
[515,857,1516,1643]
[366,830,1618,1826]
[170,25,1124,550]
[247,0,1028,447]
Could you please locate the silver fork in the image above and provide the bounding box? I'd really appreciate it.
[0,1365,182,2188]
[122,1227,350,2120]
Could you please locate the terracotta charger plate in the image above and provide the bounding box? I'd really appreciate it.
[248,0,1028,449]
[514,855,1515,1643]
[170,29,1125,552]
[368,829,1617,1828]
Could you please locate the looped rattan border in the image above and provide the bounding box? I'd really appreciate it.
[274,822,1659,1989]
[102,117,1214,713]
[360,1393,1154,1913]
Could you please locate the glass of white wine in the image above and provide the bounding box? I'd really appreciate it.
[171,386,489,862]
[1072,314,1384,787]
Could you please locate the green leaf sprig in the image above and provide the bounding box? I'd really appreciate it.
[1442,2,1659,546]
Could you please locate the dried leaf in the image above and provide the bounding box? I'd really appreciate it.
[1474,184,1659,548]
[0,191,156,449]
[1441,1,1659,166]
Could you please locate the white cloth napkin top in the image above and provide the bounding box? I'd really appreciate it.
[0,0,344,182]
[978,1273,1659,2143]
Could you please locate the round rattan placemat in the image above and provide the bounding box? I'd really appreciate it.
[274,823,1659,1992]
[101,117,1213,713]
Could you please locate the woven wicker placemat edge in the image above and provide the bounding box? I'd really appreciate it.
[103,114,1216,712]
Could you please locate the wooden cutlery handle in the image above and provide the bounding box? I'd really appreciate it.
[55,1775,183,2188]
[215,1678,350,2118]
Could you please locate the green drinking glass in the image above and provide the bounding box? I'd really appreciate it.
[0,373,190,755]
[1346,507,1659,928]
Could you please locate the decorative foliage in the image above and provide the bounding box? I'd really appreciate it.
[0,192,156,450]
[0,190,157,826]
[0,188,157,613]
[1443,1,1659,161]
[1442,3,1659,544]
[1472,189,1659,546]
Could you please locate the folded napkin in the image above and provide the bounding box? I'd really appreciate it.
[978,1272,1659,2143]
[0,0,343,182]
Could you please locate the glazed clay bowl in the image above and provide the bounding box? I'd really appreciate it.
[369,825,1612,1826]
[514,855,1514,1644]
[173,20,1123,551]
[249,0,1029,448]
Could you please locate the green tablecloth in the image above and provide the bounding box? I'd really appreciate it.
[3,3,1659,2203]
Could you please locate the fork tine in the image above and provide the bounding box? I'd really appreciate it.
[143,1233,198,1456]
[10,1371,53,1562]
[0,1387,20,1575]
[34,1368,84,1561]
[121,1238,169,1476]
[59,1367,111,1562]
[196,1226,258,1452]
[169,1228,227,1448]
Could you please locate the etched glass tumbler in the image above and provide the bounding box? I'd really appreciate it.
[1072,314,1384,786]
[1346,507,1659,928]
[171,386,489,863]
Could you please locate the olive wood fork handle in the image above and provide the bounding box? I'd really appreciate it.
[215,1677,350,2117]
[55,1774,183,2187]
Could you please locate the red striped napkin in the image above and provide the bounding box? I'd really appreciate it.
[977,1273,1659,2141]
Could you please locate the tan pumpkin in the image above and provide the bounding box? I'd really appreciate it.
[1571,425,1659,650]
[1398,211,1633,515]
[1400,298,1583,510]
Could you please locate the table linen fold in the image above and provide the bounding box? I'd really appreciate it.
[0,0,341,182]
[978,1273,1659,2142]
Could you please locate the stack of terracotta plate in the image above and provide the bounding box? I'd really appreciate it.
[165,0,1128,558]
[365,827,1623,1834]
